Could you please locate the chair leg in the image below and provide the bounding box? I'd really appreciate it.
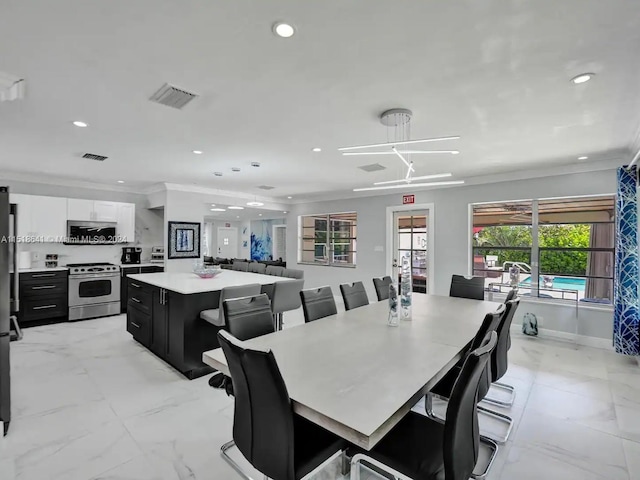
[477,405,514,444]
[350,453,412,480]
[221,440,258,480]
[483,381,516,407]
[471,436,499,480]
[341,450,351,476]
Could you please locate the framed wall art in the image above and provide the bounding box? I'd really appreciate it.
[168,221,201,259]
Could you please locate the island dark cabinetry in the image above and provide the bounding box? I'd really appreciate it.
[126,278,220,379]
[121,265,163,313]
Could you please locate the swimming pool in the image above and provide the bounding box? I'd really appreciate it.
[519,276,586,291]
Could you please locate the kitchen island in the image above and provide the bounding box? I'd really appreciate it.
[125,271,293,379]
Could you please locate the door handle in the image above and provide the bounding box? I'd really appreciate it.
[131,283,141,288]
[32,285,56,290]
[33,304,57,310]
[131,322,140,329]
[131,297,141,303]
[32,273,56,278]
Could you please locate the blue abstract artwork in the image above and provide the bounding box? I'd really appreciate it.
[614,167,639,355]
[250,220,282,261]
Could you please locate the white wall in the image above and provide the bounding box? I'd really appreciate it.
[164,190,205,272]
[4,180,164,267]
[287,169,618,341]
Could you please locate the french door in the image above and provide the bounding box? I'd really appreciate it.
[393,210,429,294]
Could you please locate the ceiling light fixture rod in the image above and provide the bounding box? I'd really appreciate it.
[353,180,465,192]
[338,136,460,151]
[342,150,459,156]
[373,173,452,185]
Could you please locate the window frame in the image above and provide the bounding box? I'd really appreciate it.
[471,195,615,306]
[299,212,357,267]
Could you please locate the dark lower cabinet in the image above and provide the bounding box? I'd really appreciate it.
[125,278,221,379]
[121,265,164,313]
[19,270,68,325]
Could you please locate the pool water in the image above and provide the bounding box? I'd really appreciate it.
[519,276,586,291]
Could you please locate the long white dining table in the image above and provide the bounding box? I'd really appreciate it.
[202,294,501,450]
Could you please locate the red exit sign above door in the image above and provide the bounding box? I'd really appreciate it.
[402,194,415,204]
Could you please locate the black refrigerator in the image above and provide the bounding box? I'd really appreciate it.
[0,186,16,436]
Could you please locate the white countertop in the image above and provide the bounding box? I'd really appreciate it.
[128,270,293,295]
[18,267,68,273]
[120,263,165,268]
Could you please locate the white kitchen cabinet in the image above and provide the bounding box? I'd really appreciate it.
[67,199,118,222]
[67,199,95,221]
[116,203,136,243]
[9,193,33,237]
[30,196,67,240]
[10,194,66,241]
[94,201,118,222]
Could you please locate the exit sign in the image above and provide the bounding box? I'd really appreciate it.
[402,194,415,205]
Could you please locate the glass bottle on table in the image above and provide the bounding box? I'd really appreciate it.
[400,255,412,320]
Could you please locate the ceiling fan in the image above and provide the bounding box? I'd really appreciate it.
[342,109,464,192]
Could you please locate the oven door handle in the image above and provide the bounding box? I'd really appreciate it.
[69,273,120,280]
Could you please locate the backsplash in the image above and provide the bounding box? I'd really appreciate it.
[18,208,164,268]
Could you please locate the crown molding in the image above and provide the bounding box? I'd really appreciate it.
[293,154,625,204]
[0,170,146,195]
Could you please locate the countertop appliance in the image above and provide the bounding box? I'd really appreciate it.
[68,263,121,321]
[121,247,141,265]
[150,246,164,264]
[65,221,117,245]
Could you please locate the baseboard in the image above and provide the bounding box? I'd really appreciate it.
[511,323,613,350]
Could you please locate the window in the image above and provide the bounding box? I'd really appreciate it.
[300,212,357,266]
[472,196,615,305]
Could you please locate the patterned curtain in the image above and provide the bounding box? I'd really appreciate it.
[614,167,640,355]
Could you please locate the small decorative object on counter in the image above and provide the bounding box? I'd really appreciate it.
[509,264,520,287]
[45,254,58,268]
[388,283,399,327]
[192,260,222,279]
[400,256,412,320]
[522,312,538,336]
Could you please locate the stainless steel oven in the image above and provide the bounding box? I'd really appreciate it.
[68,263,120,320]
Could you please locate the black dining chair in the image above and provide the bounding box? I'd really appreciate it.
[199,284,262,328]
[218,330,347,480]
[300,286,337,323]
[349,332,498,480]
[248,262,267,274]
[223,293,276,341]
[281,268,304,279]
[484,297,521,409]
[266,265,285,276]
[270,279,305,330]
[449,274,485,300]
[372,276,393,301]
[340,282,369,311]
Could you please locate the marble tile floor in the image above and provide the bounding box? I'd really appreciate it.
[1,311,639,480]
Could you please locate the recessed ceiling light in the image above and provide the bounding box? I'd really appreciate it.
[247,201,264,207]
[273,22,295,38]
[312,147,322,152]
[578,156,588,160]
[117,180,125,184]
[283,211,288,214]
[213,172,223,176]
[72,121,88,128]
[236,216,240,219]
[228,206,244,210]
[571,73,594,84]
[192,150,203,155]
[251,162,261,167]
[287,196,293,199]
[231,167,241,172]
[210,208,226,212]
[259,214,263,217]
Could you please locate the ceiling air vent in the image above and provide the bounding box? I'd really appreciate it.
[358,163,386,172]
[149,83,198,109]
[82,153,108,161]
[258,185,275,190]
